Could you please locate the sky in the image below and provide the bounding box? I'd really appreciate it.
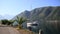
[0,0,60,20]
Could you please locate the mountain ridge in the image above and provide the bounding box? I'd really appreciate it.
[12,6,60,21]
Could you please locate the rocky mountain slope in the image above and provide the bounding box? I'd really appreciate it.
[12,6,60,34]
[12,6,60,21]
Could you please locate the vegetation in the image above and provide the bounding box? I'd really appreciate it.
[16,16,26,29]
[1,19,13,25]
[12,6,60,34]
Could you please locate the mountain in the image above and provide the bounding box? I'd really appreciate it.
[0,15,4,20]
[12,6,60,33]
[3,15,14,20]
[12,6,60,21]
[12,10,30,20]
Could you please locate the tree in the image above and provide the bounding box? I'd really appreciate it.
[1,19,8,25]
[1,19,13,25]
[8,20,14,26]
[16,16,26,29]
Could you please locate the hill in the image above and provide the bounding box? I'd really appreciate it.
[12,6,60,21]
[12,6,60,34]
[0,15,4,20]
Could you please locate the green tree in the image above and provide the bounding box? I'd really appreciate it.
[1,19,13,25]
[8,20,14,26]
[16,16,26,29]
[1,19,8,25]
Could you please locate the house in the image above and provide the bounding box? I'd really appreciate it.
[12,20,40,33]
[27,21,39,32]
